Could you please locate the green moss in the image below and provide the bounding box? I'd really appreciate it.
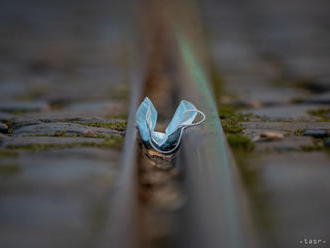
[217,102,254,151]
[23,131,78,137]
[24,131,108,139]
[219,105,251,134]
[7,135,124,151]
[76,121,127,131]
[227,134,254,151]
[54,130,65,137]
[4,120,13,133]
[5,120,12,126]
[219,105,251,121]
[98,136,124,149]
[294,129,305,136]
[221,118,244,134]
[308,108,330,122]
[218,105,239,119]
[0,164,20,175]
[82,132,106,138]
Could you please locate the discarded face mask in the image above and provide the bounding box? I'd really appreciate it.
[136,97,205,154]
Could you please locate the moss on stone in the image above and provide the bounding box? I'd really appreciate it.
[23,131,79,138]
[294,129,305,136]
[4,120,11,125]
[4,120,13,130]
[219,105,251,134]
[218,105,239,119]
[217,100,254,151]
[221,119,244,134]
[308,108,330,122]
[98,136,124,149]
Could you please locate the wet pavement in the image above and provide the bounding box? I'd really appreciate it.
[202,0,330,246]
[0,0,135,247]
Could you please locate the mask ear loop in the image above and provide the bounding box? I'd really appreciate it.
[147,109,206,154]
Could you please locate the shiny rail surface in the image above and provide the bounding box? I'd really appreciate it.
[98,46,146,248]
[98,0,259,247]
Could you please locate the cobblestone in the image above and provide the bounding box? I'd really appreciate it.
[240,104,327,121]
[12,122,122,137]
[303,130,329,138]
[241,121,330,138]
[0,101,49,113]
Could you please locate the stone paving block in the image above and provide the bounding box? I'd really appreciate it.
[0,82,27,101]
[241,121,330,138]
[0,101,49,113]
[2,136,105,148]
[224,80,309,105]
[254,136,315,152]
[299,92,330,105]
[240,104,326,121]
[0,112,15,121]
[13,122,121,137]
[68,100,127,114]
[13,106,126,121]
[303,130,329,138]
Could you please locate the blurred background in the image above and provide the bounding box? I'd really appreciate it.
[0,0,329,247]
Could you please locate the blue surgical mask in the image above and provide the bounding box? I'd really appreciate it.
[136,97,205,154]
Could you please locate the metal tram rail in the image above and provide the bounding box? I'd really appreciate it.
[98,0,259,247]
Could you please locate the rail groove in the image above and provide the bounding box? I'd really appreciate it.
[98,0,259,247]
